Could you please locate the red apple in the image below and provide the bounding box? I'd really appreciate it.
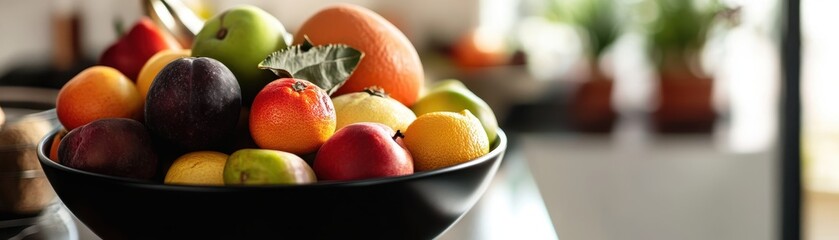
[99,17,181,81]
[314,122,413,181]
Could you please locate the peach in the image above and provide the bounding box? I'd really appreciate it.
[58,118,158,180]
[56,66,143,130]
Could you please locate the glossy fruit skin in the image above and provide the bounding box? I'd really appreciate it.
[250,78,336,155]
[136,49,192,102]
[145,57,241,151]
[99,17,182,81]
[404,110,489,171]
[223,149,316,185]
[56,66,143,131]
[294,4,424,106]
[411,79,498,143]
[192,5,290,104]
[48,128,67,163]
[58,118,158,180]
[332,88,416,132]
[164,151,228,186]
[314,123,413,181]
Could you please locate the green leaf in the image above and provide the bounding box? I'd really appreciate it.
[258,37,363,95]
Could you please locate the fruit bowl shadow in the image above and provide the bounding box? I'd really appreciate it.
[37,128,507,239]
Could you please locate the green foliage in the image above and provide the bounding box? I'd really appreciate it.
[258,38,363,96]
[645,0,729,64]
[545,0,622,58]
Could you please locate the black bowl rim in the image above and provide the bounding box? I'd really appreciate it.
[37,127,507,191]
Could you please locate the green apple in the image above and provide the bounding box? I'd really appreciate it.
[192,5,290,103]
[411,79,499,143]
[223,149,316,185]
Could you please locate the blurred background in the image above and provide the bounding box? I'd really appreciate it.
[0,0,836,239]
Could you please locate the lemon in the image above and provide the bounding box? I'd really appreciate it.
[411,79,498,143]
[332,87,416,132]
[404,110,489,171]
[164,151,228,186]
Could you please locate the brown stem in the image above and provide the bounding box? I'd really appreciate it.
[392,130,404,141]
[216,28,228,40]
[363,86,389,98]
[216,11,229,40]
[292,80,307,92]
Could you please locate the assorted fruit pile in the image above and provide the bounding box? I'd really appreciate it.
[49,4,498,186]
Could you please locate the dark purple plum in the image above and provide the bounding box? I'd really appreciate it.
[58,118,158,180]
[145,57,241,150]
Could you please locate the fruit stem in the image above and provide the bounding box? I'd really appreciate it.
[216,28,228,40]
[363,86,389,98]
[292,80,308,92]
[392,130,405,140]
[216,11,229,40]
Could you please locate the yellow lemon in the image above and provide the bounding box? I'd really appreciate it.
[403,110,489,171]
[136,49,191,102]
[411,79,498,143]
[164,151,228,186]
[332,87,416,132]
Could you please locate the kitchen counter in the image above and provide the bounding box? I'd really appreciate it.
[521,132,777,240]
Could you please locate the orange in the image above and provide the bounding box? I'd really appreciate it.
[294,4,424,106]
[403,110,489,171]
[56,66,143,130]
[164,151,228,186]
[136,49,191,102]
[250,78,336,155]
[451,28,510,69]
[48,128,67,163]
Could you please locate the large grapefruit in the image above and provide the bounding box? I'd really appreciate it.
[294,4,424,106]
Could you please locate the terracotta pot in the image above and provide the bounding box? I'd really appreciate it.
[569,71,616,133]
[653,71,715,133]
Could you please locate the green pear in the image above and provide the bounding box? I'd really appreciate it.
[223,149,316,185]
[192,5,290,103]
[411,79,499,143]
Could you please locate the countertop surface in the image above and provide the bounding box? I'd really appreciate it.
[520,132,777,240]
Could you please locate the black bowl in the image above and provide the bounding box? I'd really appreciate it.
[37,128,506,239]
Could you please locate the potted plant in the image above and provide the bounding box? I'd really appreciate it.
[643,0,734,133]
[547,0,623,132]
